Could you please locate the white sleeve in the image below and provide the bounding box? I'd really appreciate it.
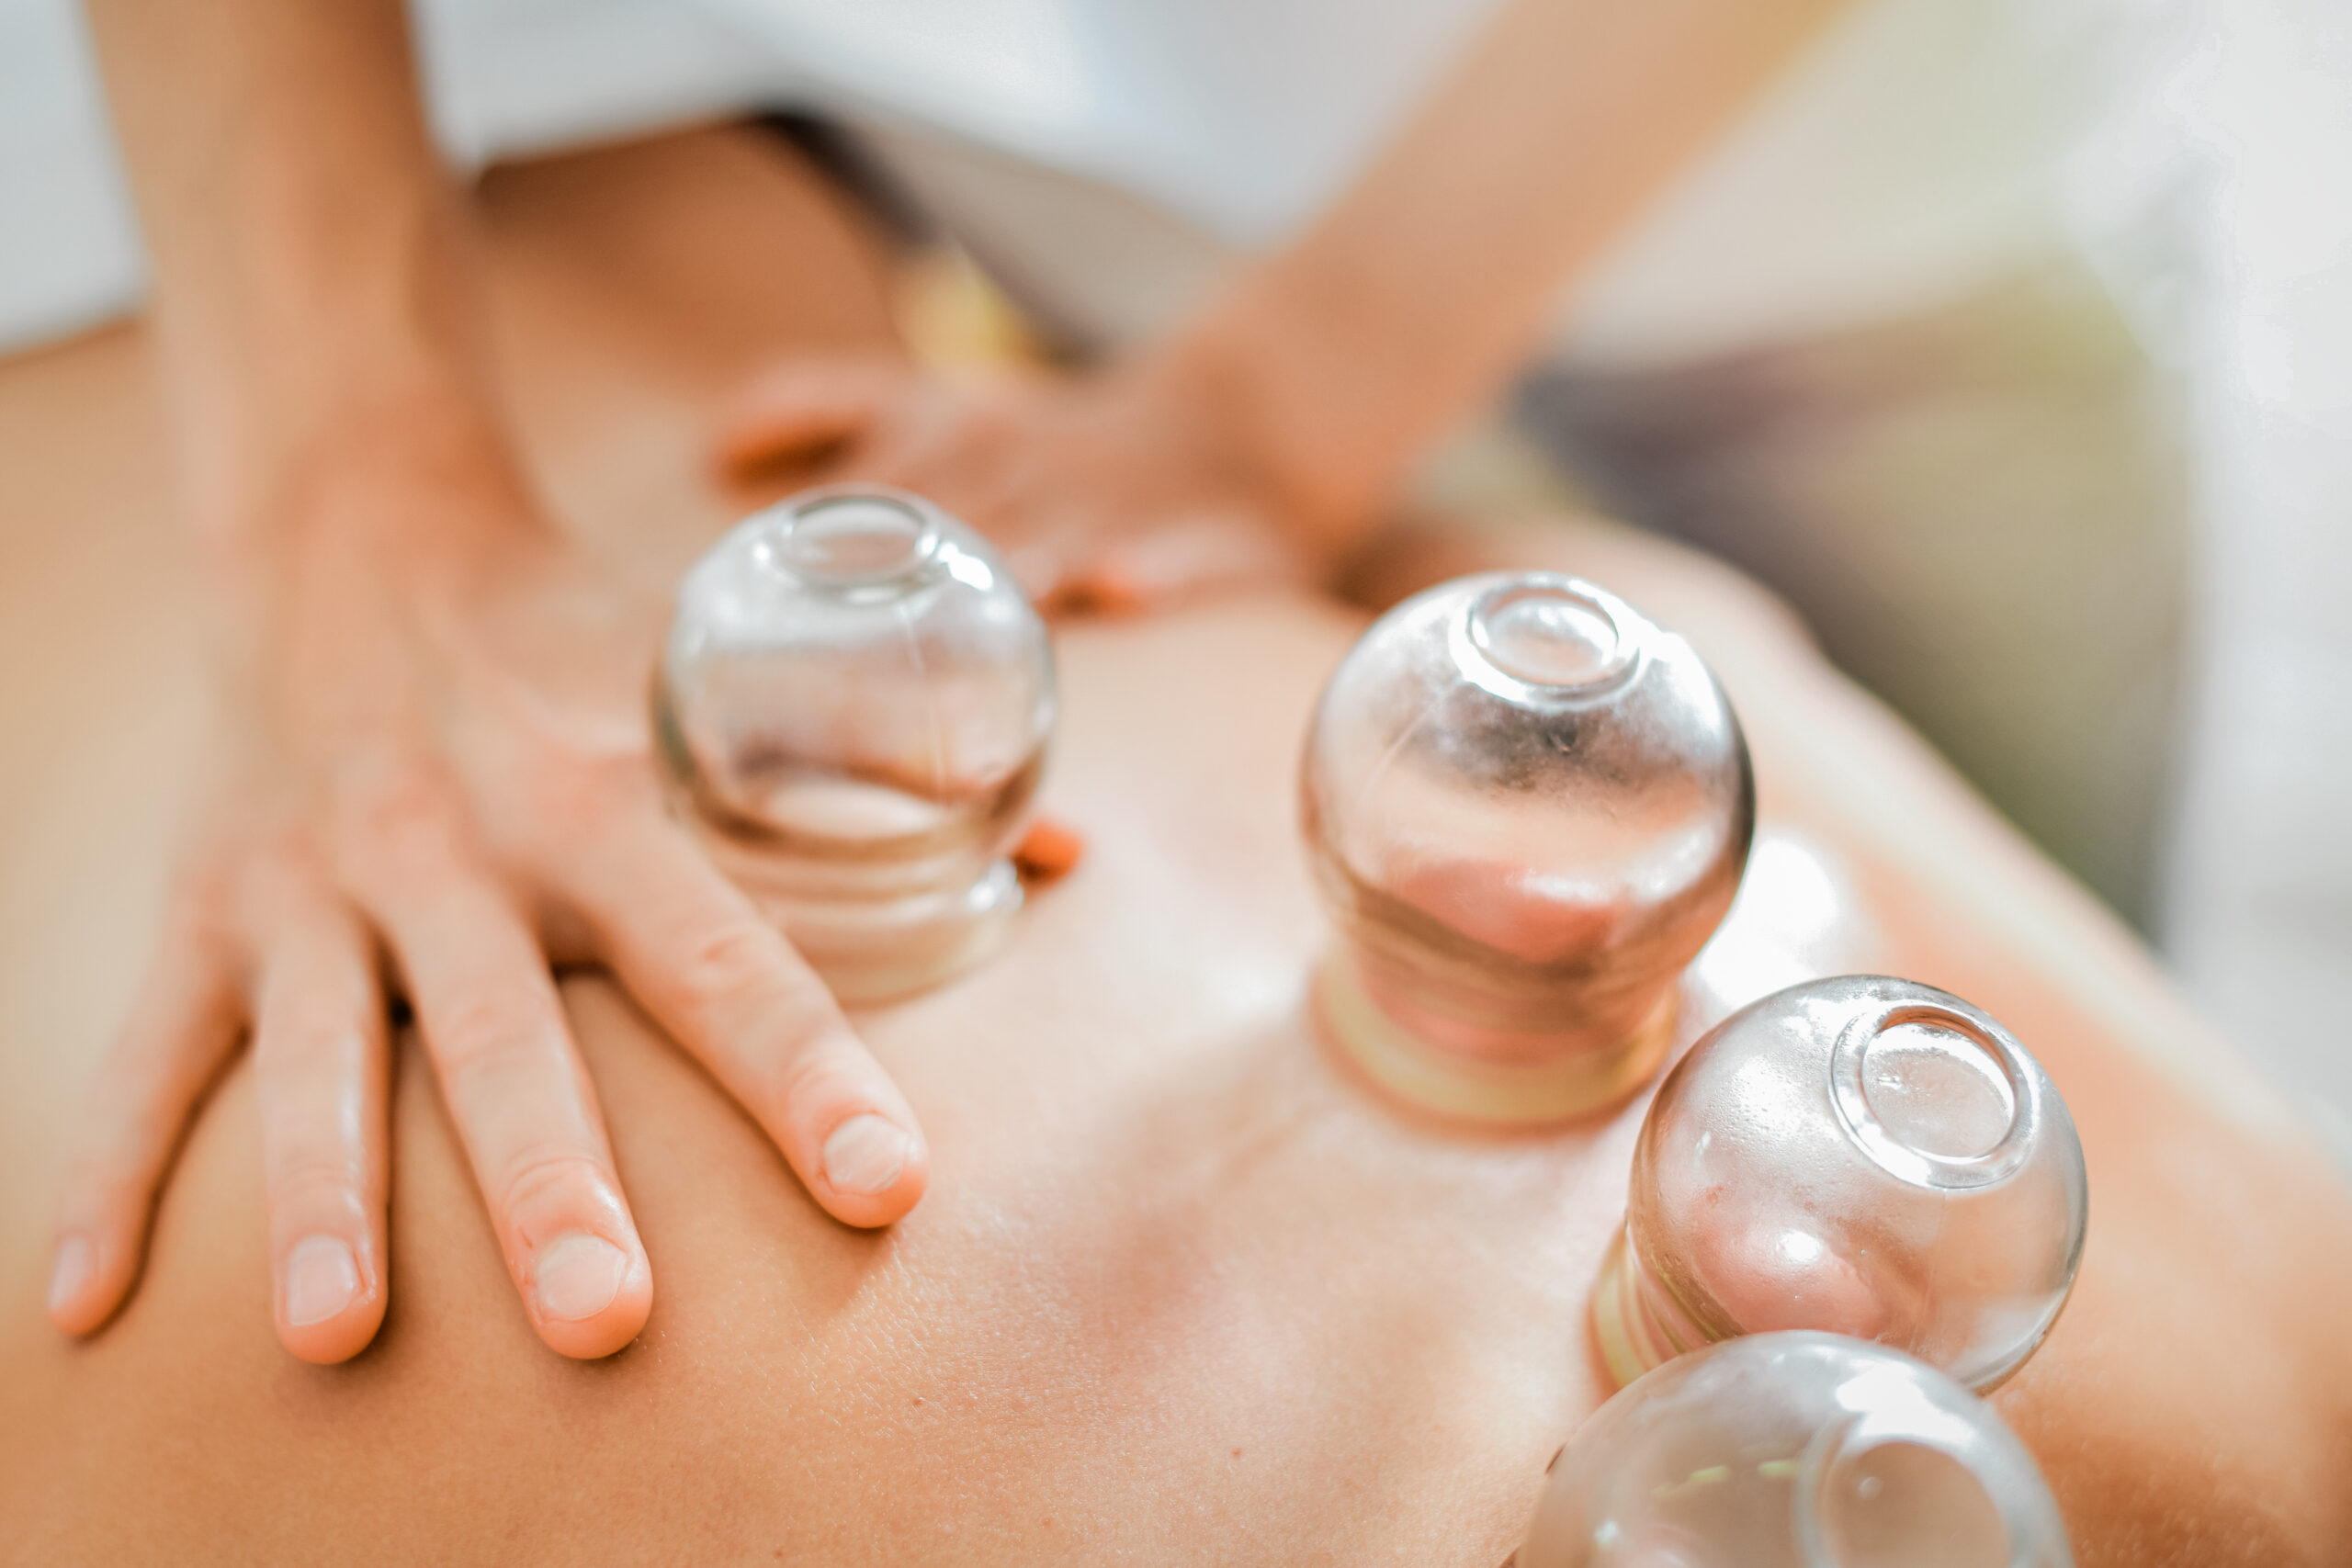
[0,0,801,356]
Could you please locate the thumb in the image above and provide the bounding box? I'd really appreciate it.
[713,357,911,477]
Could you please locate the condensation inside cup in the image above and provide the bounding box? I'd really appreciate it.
[1812,1438,2011,1568]
[659,487,1052,1001]
[1469,583,1629,688]
[775,493,935,582]
[748,774,956,846]
[1860,1020,2020,1163]
[1302,571,1753,1122]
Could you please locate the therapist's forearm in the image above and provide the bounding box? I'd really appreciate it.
[1168,0,1848,543]
[85,0,507,539]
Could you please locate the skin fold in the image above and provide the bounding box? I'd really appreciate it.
[3,130,2348,1567]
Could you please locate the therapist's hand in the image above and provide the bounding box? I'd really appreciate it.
[713,354,1320,612]
[47,409,931,1364]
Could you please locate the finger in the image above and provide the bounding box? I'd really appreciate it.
[1069,506,1308,613]
[49,907,243,1336]
[714,356,910,477]
[985,512,1088,609]
[360,845,651,1360]
[250,895,390,1364]
[1004,506,1160,615]
[555,810,929,1230]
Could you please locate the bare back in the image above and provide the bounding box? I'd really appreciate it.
[1,128,2346,1568]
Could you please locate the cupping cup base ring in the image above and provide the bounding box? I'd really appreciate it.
[1312,947,1677,1126]
[1589,1224,1715,1391]
[1589,1228,1657,1391]
[707,840,1026,1006]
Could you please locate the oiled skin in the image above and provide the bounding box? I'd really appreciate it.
[1,128,2347,1567]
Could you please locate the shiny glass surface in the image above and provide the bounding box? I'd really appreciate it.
[652,485,1056,1001]
[1299,572,1753,1122]
[1520,1332,2074,1568]
[1595,976,2088,1392]
[1681,827,1887,1038]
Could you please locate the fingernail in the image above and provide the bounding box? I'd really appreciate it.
[822,1114,910,1196]
[48,1234,96,1316]
[284,1235,363,1326]
[533,1233,628,1323]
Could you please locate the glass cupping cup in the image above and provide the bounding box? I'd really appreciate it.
[1592,976,2089,1393]
[1300,573,1754,1122]
[652,486,1056,1003]
[1519,1332,2074,1568]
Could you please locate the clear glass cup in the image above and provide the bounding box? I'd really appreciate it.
[651,485,1056,1002]
[1592,976,2089,1393]
[1299,572,1753,1122]
[1520,1332,2075,1568]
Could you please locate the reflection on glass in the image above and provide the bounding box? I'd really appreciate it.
[1521,1332,2073,1568]
[652,486,1056,1002]
[1300,572,1753,1122]
[1593,976,2088,1392]
[1681,827,1886,1038]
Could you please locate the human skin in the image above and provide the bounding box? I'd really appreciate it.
[5,129,2352,1561]
[51,0,931,1366]
[7,531,2352,1565]
[715,0,1852,605]
[56,0,1870,1367]
[5,130,2352,1565]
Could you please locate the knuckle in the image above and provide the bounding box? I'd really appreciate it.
[673,916,788,1006]
[356,760,457,838]
[773,1032,875,1111]
[532,767,627,840]
[494,1144,611,1219]
[662,915,856,1092]
[335,758,464,880]
[430,989,552,1078]
[267,1155,365,1206]
[508,753,644,863]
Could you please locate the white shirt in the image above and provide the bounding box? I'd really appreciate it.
[3,0,2110,364]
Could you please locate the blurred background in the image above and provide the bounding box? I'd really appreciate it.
[1,0,2346,1145]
